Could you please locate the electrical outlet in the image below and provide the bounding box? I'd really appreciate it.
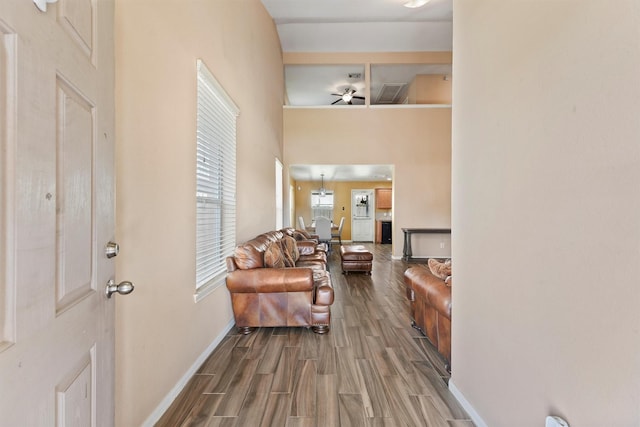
[440,242,445,249]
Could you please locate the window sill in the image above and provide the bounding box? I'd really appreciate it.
[193,274,226,303]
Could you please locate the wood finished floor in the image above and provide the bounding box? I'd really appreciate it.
[156,244,472,427]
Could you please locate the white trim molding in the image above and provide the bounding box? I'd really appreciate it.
[141,319,235,427]
[448,379,488,427]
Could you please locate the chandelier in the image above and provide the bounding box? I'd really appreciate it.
[318,174,326,196]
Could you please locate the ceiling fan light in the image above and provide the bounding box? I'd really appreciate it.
[342,93,353,103]
[403,0,430,8]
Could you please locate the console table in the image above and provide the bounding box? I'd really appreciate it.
[402,228,451,262]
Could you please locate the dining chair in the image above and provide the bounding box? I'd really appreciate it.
[314,216,333,251]
[332,216,345,246]
[298,216,306,231]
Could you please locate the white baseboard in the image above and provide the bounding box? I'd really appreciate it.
[141,319,235,427]
[415,255,451,260]
[448,379,488,427]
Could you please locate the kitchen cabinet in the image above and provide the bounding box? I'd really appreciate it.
[375,188,392,209]
[375,220,392,244]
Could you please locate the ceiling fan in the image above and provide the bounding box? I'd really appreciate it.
[331,88,365,105]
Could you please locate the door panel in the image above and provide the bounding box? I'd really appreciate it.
[1,19,17,352]
[58,0,95,58]
[0,1,115,426]
[351,189,375,242]
[56,76,95,313]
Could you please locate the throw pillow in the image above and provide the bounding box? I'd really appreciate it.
[279,242,294,267]
[297,229,313,239]
[233,245,264,270]
[264,243,286,268]
[428,258,452,280]
[280,235,300,267]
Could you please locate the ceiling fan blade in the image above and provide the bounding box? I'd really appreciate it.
[331,99,342,105]
[347,100,353,105]
[331,93,343,97]
[353,96,365,100]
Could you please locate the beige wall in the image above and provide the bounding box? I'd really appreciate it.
[452,1,640,425]
[284,107,451,258]
[294,180,392,241]
[284,51,452,65]
[407,75,452,104]
[114,1,283,425]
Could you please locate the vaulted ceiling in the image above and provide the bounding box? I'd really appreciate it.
[261,0,453,53]
[260,0,453,181]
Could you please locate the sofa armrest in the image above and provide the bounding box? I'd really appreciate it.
[422,281,451,319]
[226,267,314,293]
[296,240,317,255]
[313,271,334,306]
[404,267,451,319]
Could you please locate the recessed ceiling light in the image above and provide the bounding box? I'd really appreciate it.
[403,0,431,8]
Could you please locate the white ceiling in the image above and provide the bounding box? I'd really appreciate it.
[261,0,452,181]
[261,0,453,52]
[289,164,394,182]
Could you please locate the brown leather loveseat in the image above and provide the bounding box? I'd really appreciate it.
[225,229,334,334]
[404,265,452,369]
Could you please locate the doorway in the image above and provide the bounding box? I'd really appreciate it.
[351,189,375,242]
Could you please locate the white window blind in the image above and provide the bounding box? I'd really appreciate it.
[311,191,334,220]
[196,59,239,296]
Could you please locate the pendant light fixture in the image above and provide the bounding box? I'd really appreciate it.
[319,174,326,196]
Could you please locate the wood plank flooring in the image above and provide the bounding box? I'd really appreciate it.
[156,244,472,426]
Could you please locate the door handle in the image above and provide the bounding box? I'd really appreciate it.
[105,279,135,298]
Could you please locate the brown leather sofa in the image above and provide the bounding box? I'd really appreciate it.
[404,266,451,369]
[225,229,334,334]
[282,227,327,263]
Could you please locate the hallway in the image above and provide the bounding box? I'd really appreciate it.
[156,244,471,426]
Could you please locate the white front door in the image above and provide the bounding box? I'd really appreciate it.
[1,1,119,425]
[351,189,375,242]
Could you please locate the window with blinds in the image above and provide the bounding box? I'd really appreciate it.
[311,191,334,220]
[275,159,283,229]
[195,59,239,298]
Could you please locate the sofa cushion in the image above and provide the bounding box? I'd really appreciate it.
[234,245,264,270]
[428,258,452,280]
[264,243,286,268]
